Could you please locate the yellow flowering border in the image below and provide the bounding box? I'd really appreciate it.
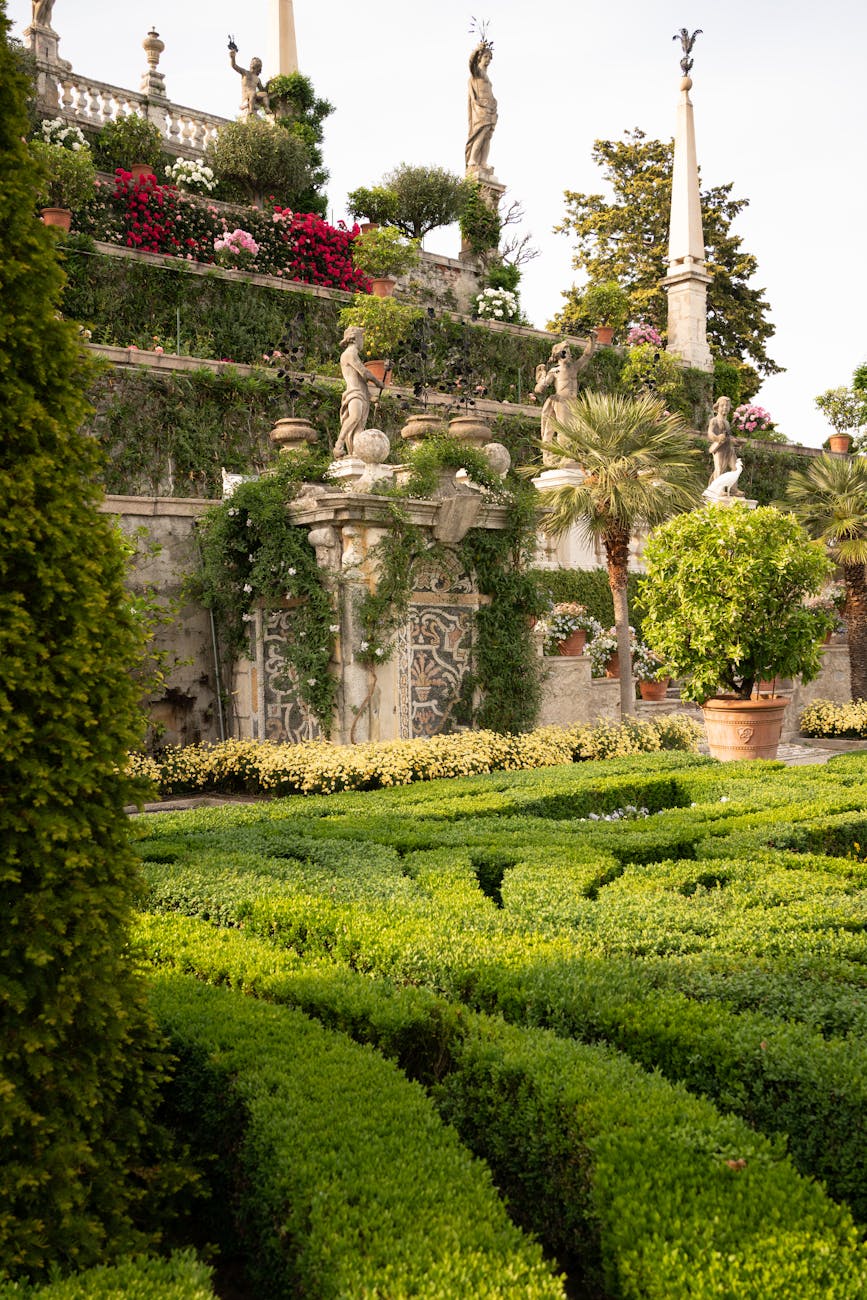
[128,714,702,799]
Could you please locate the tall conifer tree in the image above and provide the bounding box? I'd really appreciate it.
[0,5,167,1278]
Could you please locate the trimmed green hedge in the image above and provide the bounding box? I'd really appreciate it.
[0,1252,215,1299]
[137,916,867,1299]
[149,972,565,1299]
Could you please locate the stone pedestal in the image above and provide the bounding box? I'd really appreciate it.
[536,655,620,727]
[25,23,71,109]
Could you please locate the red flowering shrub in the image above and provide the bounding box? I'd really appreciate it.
[73,174,370,292]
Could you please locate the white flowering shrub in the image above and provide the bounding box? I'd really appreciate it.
[166,157,217,194]
[39,117,88,151]
[474,287,520,323]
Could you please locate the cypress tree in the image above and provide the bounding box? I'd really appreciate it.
[0,5,169,1278]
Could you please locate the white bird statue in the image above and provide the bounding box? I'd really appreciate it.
[703,458,743,501]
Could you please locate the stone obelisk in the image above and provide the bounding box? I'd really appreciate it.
[661,29,713,373]
[268,0,299,75]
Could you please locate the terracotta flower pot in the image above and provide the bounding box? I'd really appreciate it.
[359,222,379,235]
[130,163,155,181]
[701,695,789,762]
[365,359,392,386]
[557,629,586,657]
[369,277,396,298]
[595,325,614,345]
[41,206,71,230]
[604,652,620,678]
[639,678,669,701]
[828,434,852,454]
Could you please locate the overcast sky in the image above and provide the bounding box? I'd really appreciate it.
[9,0,867,447]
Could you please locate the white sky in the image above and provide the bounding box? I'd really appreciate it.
[9,0,867,447]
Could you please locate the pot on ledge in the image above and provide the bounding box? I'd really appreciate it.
[595,325,614,346]
[365,359,392,386]
[369,277,396,298]
[638,678,669,701]
[41,206,71,230]
[556,629,586,657]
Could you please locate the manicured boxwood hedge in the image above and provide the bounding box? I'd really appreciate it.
[0,1252,215,1299]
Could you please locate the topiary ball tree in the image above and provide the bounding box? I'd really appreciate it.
[639,504,833,703]
[205,115,312,207]
[0,7,171,1280]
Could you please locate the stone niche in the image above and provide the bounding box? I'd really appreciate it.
[231,488,509,745]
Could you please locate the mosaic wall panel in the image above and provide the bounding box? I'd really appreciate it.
[398,555,476,739]
[260,607,320,743]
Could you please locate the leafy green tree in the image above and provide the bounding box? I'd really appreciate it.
[0,8,174,1278]
[266,71,333,214]
[536,392,703,716]
[640,505,832,703]
[549,129,780,389]
[785,455,867,701]
[205,116,313,208]
[348,163,469,240]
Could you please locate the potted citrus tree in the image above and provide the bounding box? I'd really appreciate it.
[815,386,865,454]
[352,226,419,297]
[29,139,96,228]
[338,295,422,385]
[577,280,630,345]
[95,113,163,179]
[639,504,834,759]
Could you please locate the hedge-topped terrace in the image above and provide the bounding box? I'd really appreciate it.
[128,750,867,1297]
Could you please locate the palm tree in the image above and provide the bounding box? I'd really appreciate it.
[785,454,867,700]
[537,391,704,717]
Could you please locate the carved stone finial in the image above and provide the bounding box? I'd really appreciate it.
[673,27,702,77]
[143,27,164,69]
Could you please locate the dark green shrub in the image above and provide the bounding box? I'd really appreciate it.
[0,13,181,1280]
[204,117,312,207]
[94,113,163,172]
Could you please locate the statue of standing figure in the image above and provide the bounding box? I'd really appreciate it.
[32,0,55,26]
[334,327,385,459]
[228,37,270,116]
[465,38,497,173]
[534,334,597,465]
[706,395,742,492]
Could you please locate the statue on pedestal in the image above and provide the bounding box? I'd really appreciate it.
[465,34,497,174]
[705,395,743,494]
[32,0,55,27]
[228,37,270,116]
[334,327,385,459]
[534,334,597,465]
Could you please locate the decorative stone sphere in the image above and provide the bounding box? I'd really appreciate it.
[481,441,511,477]
[353,428,391,465]
[680,75,692,92]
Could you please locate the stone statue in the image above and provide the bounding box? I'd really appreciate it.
[706,395,742,491]
[673,27,702,76]
[33,0,55,26]
[228,38,270,116]
[534,334,597,465]
[334,327,385,459]
[703,457,744,501]
[465,39,497,173]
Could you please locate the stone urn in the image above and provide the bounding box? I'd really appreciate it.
[449,415,491,448]
[269,417,318,453]
[400,412,446,448]
[701,695,789,762]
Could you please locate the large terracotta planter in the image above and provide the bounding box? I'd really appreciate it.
[639,678,669,701]
[595,325,614,345]
[130,163,155,181]
[556,629,586,657]
[41,206,71,230]
[604,652,620,678]
[828,434,853,454]
[369,277,396,298]
[702,695,789,762]
[365,359,392,386]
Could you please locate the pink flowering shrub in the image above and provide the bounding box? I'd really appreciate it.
[214,227,260,269]
[731,403,773,434]
[626,324,664,347]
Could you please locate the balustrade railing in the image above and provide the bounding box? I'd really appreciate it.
[37,66,229,157]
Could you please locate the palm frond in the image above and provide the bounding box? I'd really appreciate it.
[785,454,867,563]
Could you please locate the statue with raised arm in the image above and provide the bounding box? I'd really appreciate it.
[465,34,497,174]
[705,395,742,493]
[228,36,270,116]
[334,327,385,459]
[33,0,55,26]
[534,333,597,465]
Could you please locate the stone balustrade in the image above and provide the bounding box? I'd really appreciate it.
[37,67,229,158]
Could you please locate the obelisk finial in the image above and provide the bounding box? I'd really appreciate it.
[673,27,702,88]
